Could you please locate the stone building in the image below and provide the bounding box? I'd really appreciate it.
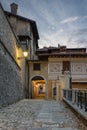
[4,2,39,98]
[5,3,39,60]
[28,45,87,100]
[0,2,39,106]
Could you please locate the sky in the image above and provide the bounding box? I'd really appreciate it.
[0,0,87,48]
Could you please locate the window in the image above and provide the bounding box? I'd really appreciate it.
[53,87,56,96]
[33,63,40,70]
[63,61,70,72]
[18,35,30,51]
[21,41,28,51]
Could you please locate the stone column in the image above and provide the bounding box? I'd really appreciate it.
[52,80,55,99]
[56,79,60,101]
[60,75,64,100]
[72,89,75,104]
[64,71,70,89]
[72,89,78,104]
[45,82,48,100]
[29,81,32,99]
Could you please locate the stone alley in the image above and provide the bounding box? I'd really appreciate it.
[0,99,87,130]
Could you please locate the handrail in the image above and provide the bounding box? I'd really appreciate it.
[63,89,87,112]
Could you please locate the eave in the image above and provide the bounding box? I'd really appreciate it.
[37,53,87,58]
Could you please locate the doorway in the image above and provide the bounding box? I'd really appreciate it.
[31,76,46,99]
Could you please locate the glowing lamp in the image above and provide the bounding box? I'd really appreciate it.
[23,51,28,57]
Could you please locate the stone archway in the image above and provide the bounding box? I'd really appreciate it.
[31,76,46,99]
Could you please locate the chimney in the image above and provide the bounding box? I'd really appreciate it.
[10,3,18,15]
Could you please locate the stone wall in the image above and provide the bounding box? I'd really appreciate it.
[29,61,48,82]
[29,61,48,99]
[0,4,17,59]
[0,4,25,106]
[0,41,25,106]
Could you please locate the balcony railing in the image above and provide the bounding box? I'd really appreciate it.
[63,89,87,112]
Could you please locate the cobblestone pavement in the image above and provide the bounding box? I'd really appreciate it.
[0,99,87,130]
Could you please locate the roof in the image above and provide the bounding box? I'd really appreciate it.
[36,46,87,58]
[4,11,39,39]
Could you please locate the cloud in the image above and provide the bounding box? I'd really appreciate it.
[39,30,69,48]
[67,28,87,47]
[71,28,87,36]
[60,15,87,25]
[60,16,79,24]
[1,0,87,49]
[39,25,87,48]
[68,38,87,48]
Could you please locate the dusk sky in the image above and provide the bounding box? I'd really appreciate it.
[0,0,87,48]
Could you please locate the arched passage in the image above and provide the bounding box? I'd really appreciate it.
[31,76,46,99]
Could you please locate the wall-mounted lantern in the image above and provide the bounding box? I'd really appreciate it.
[17,50,28,60]
[23,51,28,57]
[17,35,30,60]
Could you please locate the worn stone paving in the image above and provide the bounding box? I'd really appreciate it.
[0,99,87,130]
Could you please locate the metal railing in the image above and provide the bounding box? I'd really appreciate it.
[63,89,87,112]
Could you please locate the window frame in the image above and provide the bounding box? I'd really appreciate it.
[33,63,40,71]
